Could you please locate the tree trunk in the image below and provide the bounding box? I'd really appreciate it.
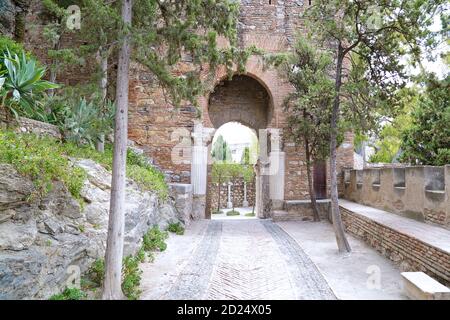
[96,48,108,153]
[305,136,320,222]
[330,47,351,252]
[13,0,29,43]
[102,0,132,300]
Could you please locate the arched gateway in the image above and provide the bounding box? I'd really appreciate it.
[127,0,355,224]
[189,73,286,220]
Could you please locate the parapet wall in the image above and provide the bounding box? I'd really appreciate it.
[343,166,450,229]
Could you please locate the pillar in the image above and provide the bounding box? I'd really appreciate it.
[191,122,215,219]
[269,129,285,210]
[227,182,233,209]
[243,182,249,207]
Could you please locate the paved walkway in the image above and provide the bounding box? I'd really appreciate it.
[339,200,450,253]
[140,219,335,300]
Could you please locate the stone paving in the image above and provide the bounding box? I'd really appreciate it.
[150,219,336,300]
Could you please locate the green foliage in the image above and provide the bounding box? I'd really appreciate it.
[142,226,169,252]
[63,97,115,147]
[369,88,417,163]
[131,0,259,107]
[241,147,250,165]
[63,98,99,145]
[127,165,168,200]
[167,222,185,235]
[88,259,105,287]
[211,135,232,162]
[122,254,143,300]
[400,76,450,165]
[0,36,32,72]
[226,210,240,216]
[0,50,59,120]
[85,225,170,301]
[268,36,335,165]
[0,130,168,201]
[0,130,86,199]
[49,287,87,300]
[127,148,168,188]
[212,210,224,215]
[304,0,448,131]
[245,212,255,217]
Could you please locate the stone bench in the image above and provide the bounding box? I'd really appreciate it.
[401,272,450,300]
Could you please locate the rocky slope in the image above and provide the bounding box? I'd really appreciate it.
[0,159,182,299]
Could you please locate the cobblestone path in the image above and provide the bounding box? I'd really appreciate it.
[164,219,335,300]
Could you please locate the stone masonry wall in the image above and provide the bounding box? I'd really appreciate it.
[209,177,256,211]
[340,206,450,286]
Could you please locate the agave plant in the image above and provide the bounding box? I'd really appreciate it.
[1,50,59,119]
[64,98,99,146]
[64,97,116,147]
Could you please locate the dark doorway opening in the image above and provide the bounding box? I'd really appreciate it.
[313,161,327,199]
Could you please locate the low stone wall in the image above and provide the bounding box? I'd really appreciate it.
[343,166,450,229]
[209,177,255,211]
[1,116,62,140]
[340,206,450,286]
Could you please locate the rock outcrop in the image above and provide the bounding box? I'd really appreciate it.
[0,159,183,299]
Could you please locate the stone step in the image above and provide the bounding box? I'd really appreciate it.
[401,272,450,300]
[272,210,307,222]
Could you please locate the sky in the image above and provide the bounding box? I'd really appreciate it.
[212,122,256,146]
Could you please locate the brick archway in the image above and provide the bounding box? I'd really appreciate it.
[204,74,275,219]
[207,74,273,131]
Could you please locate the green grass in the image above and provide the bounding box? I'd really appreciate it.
[245,212,255,217]
[212,210,224,214]
[226,210,241,216]
[0,129,168,200]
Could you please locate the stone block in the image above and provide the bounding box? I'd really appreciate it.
[401,272,450,300]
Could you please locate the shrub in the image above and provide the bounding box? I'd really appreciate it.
[88,259,105,287]
[143,226,168,252]
[63,97,115,147]
[226,210,240,216]
[0,130,168,201]
[167,222,185,235]
[245,212,255,217]
[0,36,32,71]
[212,210,224,214]
[127,165,168,200]
[122,255,143,300]
[0,130,87,199]
[49,287,87,300]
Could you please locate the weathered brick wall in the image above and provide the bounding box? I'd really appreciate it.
[209,75,271,130]
[209,177,256,211]
[341,206,450,286]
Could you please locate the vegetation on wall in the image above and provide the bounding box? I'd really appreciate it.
[0,129,168,200]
